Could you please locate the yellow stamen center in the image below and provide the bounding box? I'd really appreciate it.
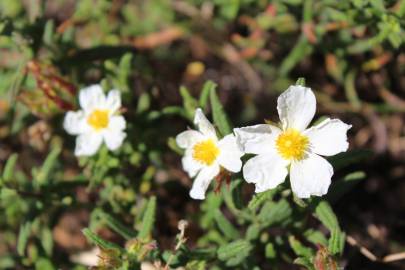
[276,129,309,161]
[87,109,110,130]
[192,139,220,165]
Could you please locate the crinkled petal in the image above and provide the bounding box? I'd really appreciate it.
[176,130,204,149]
[74,133,103,156]
[189,164,220,200]
[305,118,351,156]
[106,89,121,113]
[290,153,333,198]
[277,85,316,131]
[64,110,88,135]
[108,115,126,131]
[217,134,243,173]
[243,153,289,193]
[79,84,106,112]
[194,108,217,139]
[182,150,203,178]
[103,130,126,151]
[234,124,281,155]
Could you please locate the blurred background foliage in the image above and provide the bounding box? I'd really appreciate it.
[0,0,404,269]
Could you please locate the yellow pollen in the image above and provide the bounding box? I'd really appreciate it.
[192,139,220,165]
[87,109,110,130]
[276,129,309,161]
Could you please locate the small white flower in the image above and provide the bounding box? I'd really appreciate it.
[176,108,243,200]
[64,84,126,156]
[234,85,351,198]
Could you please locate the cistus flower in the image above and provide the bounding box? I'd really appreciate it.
[234,85,351,198]
[64,85,126,156]
[176,108,243,200]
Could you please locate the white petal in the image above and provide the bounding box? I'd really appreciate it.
[217,134,243,173]
[305,118,351,156]
[176,130,204,149]
[181,150,203,178]
[74,133,103,156]
[64,111,88,135]
[277,85,316,131]
[106,89,121,113]
[189,164,220,200]
[79,84,106,112]
[234,124,281,155]
[243,153,289,193]
[290,153,333,198]
[194,108,217,139]
[108,115,126,131]
[103,130,126,151]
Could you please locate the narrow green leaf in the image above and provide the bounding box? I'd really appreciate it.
[2,153,18,182]
[82,228,121,250]
[35,146,61,185]
[258,199,292,227]
[265,243,276,259]
[136,92,150,114]
[210,84,232,136]
[280,37,313,76]
[294,257,315,270]
[313,200,340,232]
[35,258,55,270]
[17,221,31,256]
[199,81,215,109]
[288,236,313,258]
[180,86,198,120]
[328,226,345,256]
[214,210,239,239]
[41,227,53,256]
[304,229,328,246]
[96,210,137,240]
[138,196,156,239]
[217,240,252,261]
[245,224,260,240]
[248,188,278,212]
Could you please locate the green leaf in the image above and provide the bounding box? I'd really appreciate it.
[214,209,239,239]
[265,243,276,259]
[136,92,151,114]
[288,236,314,258]
[217,240,252,264]
[199,81,215,109]
[1,153,18,183]
[328,226,345,256]
[210,84,232,136]
[82,228,121,250]
[96,210,137,240]
[248,188,278,212]
[304,229,328,246]
[180,86,198,120]
[41,227,54,256]
[258,199,292,227]
[35,146,61,185]
[279,37,313,76]
[313,200,340,232]
[35,258,55,270]
[294,257,315,270]
[17,221,31,256]
[245,224,260,241]
[138,196,156,240]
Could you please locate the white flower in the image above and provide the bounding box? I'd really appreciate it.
[176,108,243,200]
[64,85,126,156]
[234,85,351,198]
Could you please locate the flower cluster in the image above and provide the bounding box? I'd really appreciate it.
[176,85,351,200]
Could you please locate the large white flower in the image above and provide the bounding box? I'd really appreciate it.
[176,108,243,200]
[64,85,126,156]
[234,85,351,198]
